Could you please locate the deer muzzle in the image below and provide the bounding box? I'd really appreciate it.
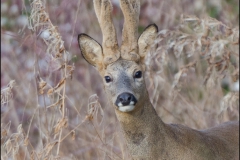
[115,92,137,112]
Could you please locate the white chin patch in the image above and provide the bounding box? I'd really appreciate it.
[117,102,135,112]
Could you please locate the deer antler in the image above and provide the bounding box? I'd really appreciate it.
[120,0,140,62]
[93,0,120,66]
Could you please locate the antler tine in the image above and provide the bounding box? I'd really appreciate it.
[120,0,140,62]
[93,0,120,66]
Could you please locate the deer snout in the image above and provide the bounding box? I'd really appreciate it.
[116,92,137,106]
[115,92,137,112]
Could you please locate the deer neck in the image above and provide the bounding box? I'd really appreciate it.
[113,92,205,159]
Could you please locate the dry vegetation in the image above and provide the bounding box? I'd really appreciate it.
[1,0,239,159]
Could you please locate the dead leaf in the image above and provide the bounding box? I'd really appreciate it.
[71,130,75,141]
[54,118,68,135]
[47,88,54,96]
[46,98,63,109]
[53,78,66,93]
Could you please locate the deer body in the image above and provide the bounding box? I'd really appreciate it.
[78,0,239,159]
[116,94,239,159]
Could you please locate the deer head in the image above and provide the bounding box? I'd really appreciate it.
[78,0,158,113]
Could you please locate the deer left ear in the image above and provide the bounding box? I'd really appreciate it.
[78,34,104,69]
[138,24,158,62]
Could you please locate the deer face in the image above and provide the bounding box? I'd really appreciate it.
[78,0,158,113]
[103,59,145,112]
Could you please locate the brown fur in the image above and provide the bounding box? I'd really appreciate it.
[78,0,239,159]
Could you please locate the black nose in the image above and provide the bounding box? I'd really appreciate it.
[115,92,137,106]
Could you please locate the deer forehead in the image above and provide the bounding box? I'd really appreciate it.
[106,59,141,72]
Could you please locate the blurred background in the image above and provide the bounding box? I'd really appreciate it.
[1,0,239,159]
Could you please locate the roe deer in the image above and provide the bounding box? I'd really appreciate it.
[78,0,239,159]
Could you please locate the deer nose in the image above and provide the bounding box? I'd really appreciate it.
[115,92,137,106]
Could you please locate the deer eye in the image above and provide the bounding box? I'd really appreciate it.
[104,76,112,83]
[134,71,142,78]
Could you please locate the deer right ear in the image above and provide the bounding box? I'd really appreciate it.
[138,24,158,62]
[78,34,103,68]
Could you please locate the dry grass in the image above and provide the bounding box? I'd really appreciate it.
[1,0,239,159]
[147,15,239,128]
[1,80,16,105]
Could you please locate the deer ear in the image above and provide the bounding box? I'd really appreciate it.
[138,24,158,61]
[78,34,103,68]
